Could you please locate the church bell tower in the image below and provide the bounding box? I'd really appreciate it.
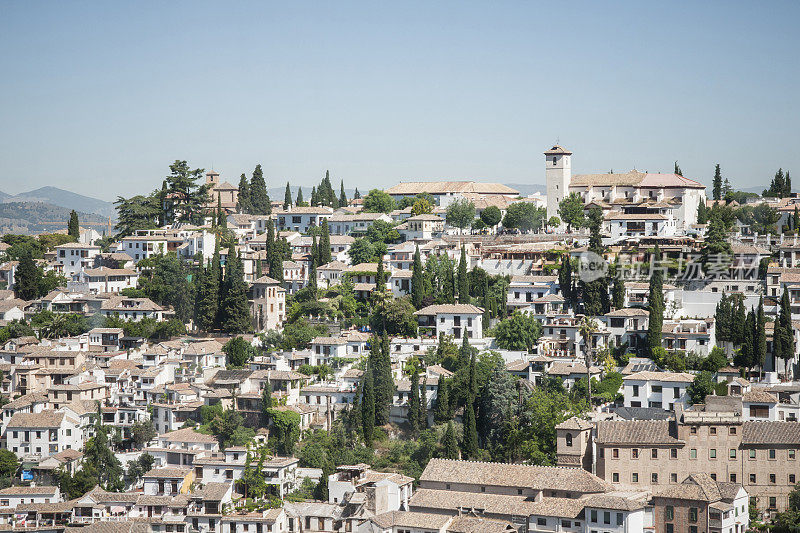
[545,145,572,222]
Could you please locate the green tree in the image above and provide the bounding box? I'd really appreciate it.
[164,160,209,224]
[446,199,476,233]
[339,180,348,207]
[284,182,293,209]
[558,193,586,232]
[14,251,40,300]
[361,368,375,446]
[408,368,420,435]
[219,246,252,334]
[138,252,194,322]
[712,164,723,201]
[362,189,395,213]
[480,206,502,228]
[411,245,425,309]
[370,335,394,426]
[114,194,162,237]
[237,173,252,213]
[249,164,271,215]
[296,186,305,206]
[318,220,332,264]
[195,241,220,331]
[224,336,254,368]
[131,419,156,449]
[461,352,479,458]
[674,161,683,176]
[494,311,542,351]
[777,287,795,380]
[502,202,546,233]
[559,255,573,308]
[267,409,301,455]
[751,203,780,234]
[442,421,458,459]
[612,262,625,310]
[68,210,80,241]
[347,238,375,265]
[646,246,664,359]
[457,246,470,304]
[688,371,715,404]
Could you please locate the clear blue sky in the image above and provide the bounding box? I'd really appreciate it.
[1,1,798,201]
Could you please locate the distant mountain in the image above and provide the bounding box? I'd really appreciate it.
[504,183,547,197]
[5,186,116,219]
[0,201,110,235]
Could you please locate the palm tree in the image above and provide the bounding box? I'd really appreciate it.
[578,316,599,404]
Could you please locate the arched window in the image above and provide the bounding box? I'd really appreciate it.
[566,433,573,447]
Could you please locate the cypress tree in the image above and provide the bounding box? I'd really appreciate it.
[787,172,793,198]
[458,246,470,304]
[778,288,794,380]
[15,251,40,300]
[283,182,292,210]
[68,210,80,241]
[442,262,455,304]
[408,368,420,435]
[220,245,252,333]
[461,350,479,458]
[339,180,348,207]
[755,297,767,375]
[794,206,799,233]
[434,379,450,423]
[267,221,283,282]
[411,245,424,308]
[237,173,252,214]
[457,329,471,371]
[712,164,723,201]
[217,196,227,229]
[443,421,458,459]
[353,188,361,200]
[319,220,332,264]
[159,180,169,226]
[376,259,384,291]
[296,187,304,206]
[361,367,375,446]
[612,262,626,310]
[250,164,271,215]
[372,333,393,426]
[310,186,317,206]
[559,255,573,308]
[647,245,664,358]
[420,376,428,429]
[195,240,220,331]
[482,275,492,320]
[309,236,318,292]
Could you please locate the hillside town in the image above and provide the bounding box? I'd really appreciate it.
[0,148,799,533]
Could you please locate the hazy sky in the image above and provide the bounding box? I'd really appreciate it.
[1,1,798,201]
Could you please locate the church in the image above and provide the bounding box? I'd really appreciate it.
[544,145,706,237]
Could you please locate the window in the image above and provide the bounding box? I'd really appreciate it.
[612,449,619,459]
[665,525,673,533]
[651,449,658,459]
[670,448,677,459]
[652,385,662,393]
[612,473,619,483]
[749,449,756,459]
[481,486,486,493]
[651,473,658,484]
[537,518,547,526]
[590,510,597,523]
[750,474,756,484]
[731,473,737,483]
[632,385,639,396]
[690,449,697,459]
[603,512,610,525]
[632,449,639,459]
[710,427,717,435]
[690,527,697,533]
[670,473,677,483]
[631,473,639,483]
[730,449,737,459]
[689,508,698,522]
[616,513,623,526]
[666,506,674,521]
[518,489,523,495]
[690,426,697,435]
[791,474,796,484]
[770,449,777,459]
[561,521,571,528]
[566,433,573,447]
[791,450,797,460]
[770,474,776,484]
[730,427,737,435]
[769,497,777,510]
[709,449,717,459]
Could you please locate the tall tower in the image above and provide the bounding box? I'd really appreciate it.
[545,145,572,221]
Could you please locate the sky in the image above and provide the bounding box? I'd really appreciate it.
[1,1,798,201]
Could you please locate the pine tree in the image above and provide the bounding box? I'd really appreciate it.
[442,421,458,459]
[457,246,470,304]
[408,368,420,435]
[339,180,348,207]
[237,173,252,213]
[68,210,80,241]
[319,220,332,265]
[353,188,361,200]
[712,164,723,201]
[220,245,252,333]
[296,187,304,206]
[250,164,271,215]
[283,182,292,210]
[647,245,664,359]
[361,367,375,446]
[411,245,424,308]
[15,251,40,300]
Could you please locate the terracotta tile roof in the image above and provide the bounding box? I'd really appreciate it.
[595,420,681,445]
[623,371,694,383]
[742,389,778,403]
[420,458,609,493]
[742,421,800,444]
[414,304,484,315]
[7,411,67,428]
[385,181,519,196]
[410,488,543,515]
[158,427,218,443]
[371,511,452,530]
[447,517,515,533]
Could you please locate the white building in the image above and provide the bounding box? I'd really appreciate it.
[54,243,101,279]
[414,304,484,339]
[622,371,694,410]
[4,411,82,458]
